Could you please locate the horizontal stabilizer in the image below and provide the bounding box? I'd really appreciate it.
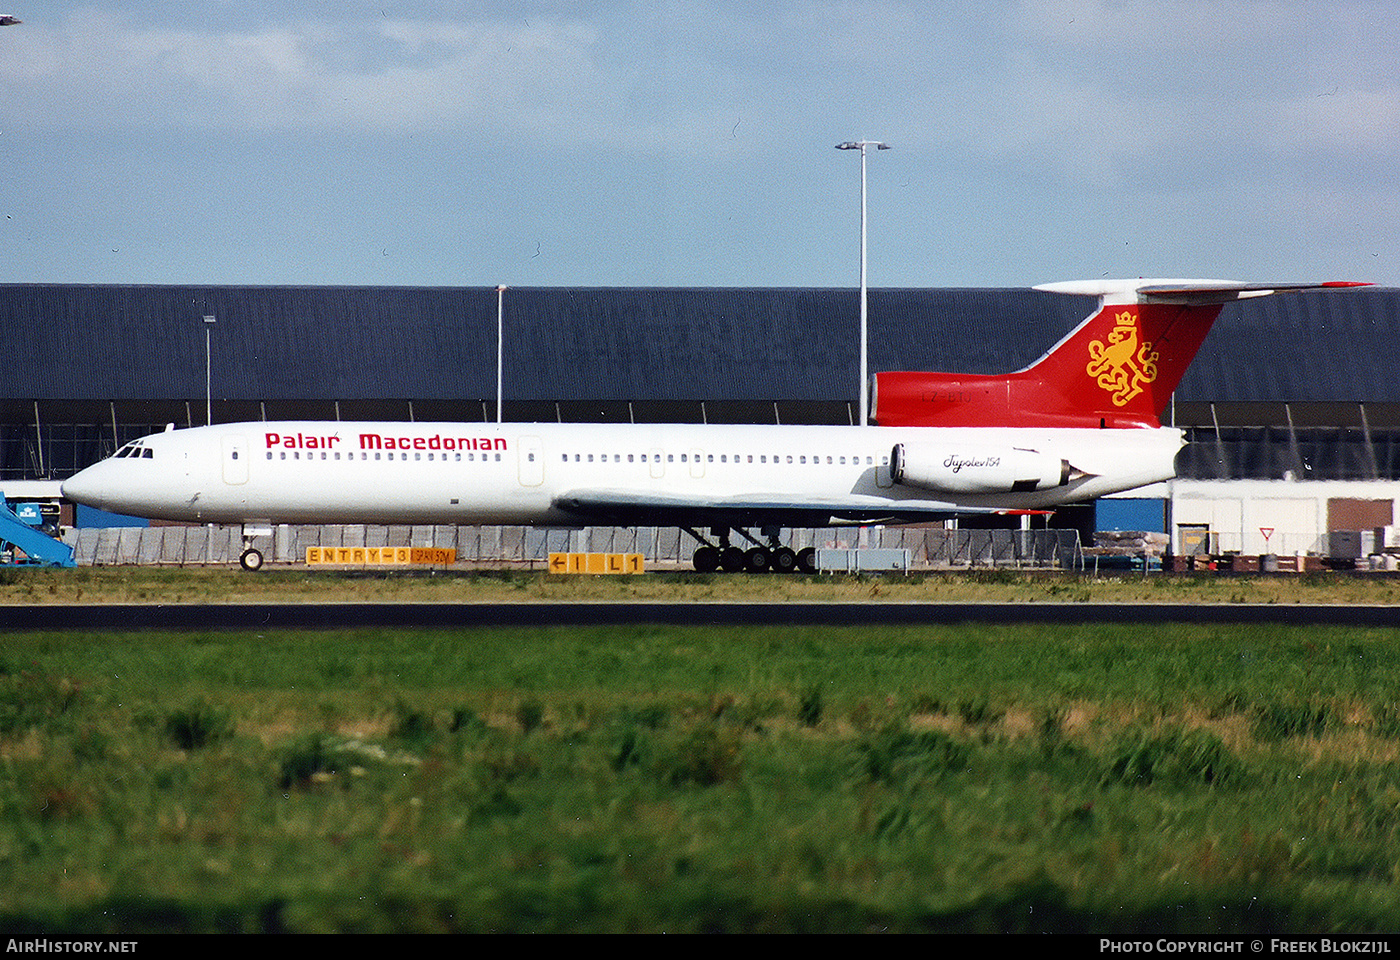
[1035,279,1371,306]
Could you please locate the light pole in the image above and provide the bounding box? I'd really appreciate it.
[496,286,507,423]
[203,315,216,425]
[835,140,889,425]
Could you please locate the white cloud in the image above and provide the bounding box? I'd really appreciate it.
[871,0,1400,191]
[0,10,634,140]
[11,3,1387,173]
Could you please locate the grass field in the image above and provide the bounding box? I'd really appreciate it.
[4,577,1400,933]
[7,564,1400,606]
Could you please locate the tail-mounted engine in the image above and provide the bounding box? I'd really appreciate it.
[889,443,1088,495]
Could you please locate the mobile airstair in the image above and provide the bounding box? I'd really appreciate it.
[0,492,76,567]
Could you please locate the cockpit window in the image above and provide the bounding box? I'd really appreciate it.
[113,444,154,459]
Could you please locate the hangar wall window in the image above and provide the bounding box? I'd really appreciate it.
[1179,427,1400,482]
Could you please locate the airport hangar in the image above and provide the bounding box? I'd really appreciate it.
[1,282,1398,563]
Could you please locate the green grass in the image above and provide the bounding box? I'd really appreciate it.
[4,621,1400,932]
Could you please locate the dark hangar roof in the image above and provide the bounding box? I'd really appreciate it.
[1,283,1396,405]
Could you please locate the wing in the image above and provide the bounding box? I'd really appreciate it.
[552,488,1011,528]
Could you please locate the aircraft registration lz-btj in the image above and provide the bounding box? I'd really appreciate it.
[60,278,1367,572]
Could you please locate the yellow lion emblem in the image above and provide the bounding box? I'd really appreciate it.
[1086,310,1160,406]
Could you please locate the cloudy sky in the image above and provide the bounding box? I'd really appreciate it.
[0,1,1394,289]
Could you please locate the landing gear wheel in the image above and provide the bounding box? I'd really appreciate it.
[771,546,798,574]
[239,548,265,572]
[693,546,721,573]
[745,547,772,573]
[719,546,747,573]
[797,547,817,574]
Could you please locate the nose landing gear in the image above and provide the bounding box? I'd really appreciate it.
[238,523,274,572]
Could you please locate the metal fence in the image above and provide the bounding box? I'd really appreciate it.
[63,524,1086,570]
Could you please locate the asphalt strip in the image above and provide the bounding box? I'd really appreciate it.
[1,601,1397,630]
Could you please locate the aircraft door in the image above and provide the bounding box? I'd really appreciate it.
[222,435,249,485]
[649,448,665,479]
[518,435,544,487]
[690,449,705,479]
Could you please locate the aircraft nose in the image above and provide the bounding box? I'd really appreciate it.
[60,467,104,508]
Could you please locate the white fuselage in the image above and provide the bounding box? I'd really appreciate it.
[60,420,1184,528]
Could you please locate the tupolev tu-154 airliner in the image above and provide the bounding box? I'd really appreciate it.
[60,279,1367,571]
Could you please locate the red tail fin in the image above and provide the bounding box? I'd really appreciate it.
[872,280,1370,429]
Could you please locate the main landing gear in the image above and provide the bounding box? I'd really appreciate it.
[685,527,816,574]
